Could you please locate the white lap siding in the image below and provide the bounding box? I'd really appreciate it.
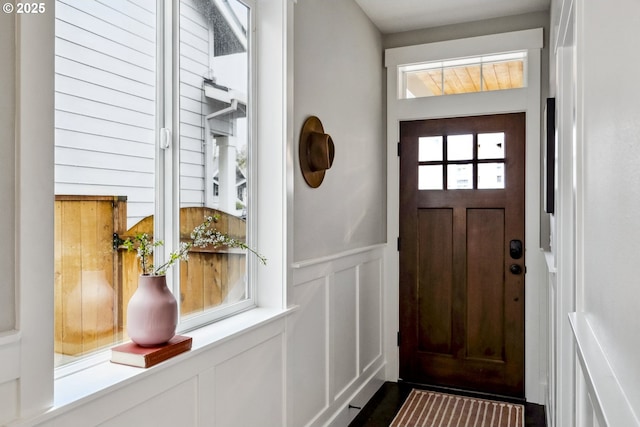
[54,0,209,227]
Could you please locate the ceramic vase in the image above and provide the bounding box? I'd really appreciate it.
[126,275,178,347]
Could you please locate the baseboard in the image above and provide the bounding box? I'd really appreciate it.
[324,363,386,427]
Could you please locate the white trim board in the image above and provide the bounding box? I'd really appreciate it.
[385,28,543,67]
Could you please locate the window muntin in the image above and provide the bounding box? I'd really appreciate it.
[417,132,506,191]
[53,0,255,367]
[399,51,527,99]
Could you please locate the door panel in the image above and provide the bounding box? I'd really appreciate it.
[417,209,453,355]
[466,208,505,361]
[399,113,525,398]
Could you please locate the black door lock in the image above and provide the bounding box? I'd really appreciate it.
[510,239,523,259]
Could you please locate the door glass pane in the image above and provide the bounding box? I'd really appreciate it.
[447,164,473,189]
[54,0,157,365]
[419,136,443,161]
[447,134,473,160]
[478,132,505,159]
[478,163,505,189]
[179,0,251,318]
[419,165,443,190]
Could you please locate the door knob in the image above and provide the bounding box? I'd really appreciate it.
[509,264,523,275]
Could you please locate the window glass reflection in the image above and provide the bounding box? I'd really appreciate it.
[478,163,505,189]
[418,165,443,190]
[447,164,473,189]
[478,132,505,159]
[447,134,473,160]
[419,136,443,161]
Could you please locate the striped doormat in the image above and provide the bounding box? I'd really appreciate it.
[390,389,524,427]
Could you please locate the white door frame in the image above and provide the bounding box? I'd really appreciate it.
[382,28,547,404]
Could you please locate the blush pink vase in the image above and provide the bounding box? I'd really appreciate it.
[126,275,178,347]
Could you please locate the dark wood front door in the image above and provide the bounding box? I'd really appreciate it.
[399,113,526,398]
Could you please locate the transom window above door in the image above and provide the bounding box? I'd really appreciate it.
[399,52,527,99]
[418,132,506,190]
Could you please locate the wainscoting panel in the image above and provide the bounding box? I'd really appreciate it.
[331,267,358,401]
[0,332,20,426]
[359,259,382,374]
[214,334,285,427]
[99,379,198,427]
[570,313,639,427]
[0,379,18,426]
[290,245,386,427]
[545,252,556,427]
[19,315,287,427]
[288,277,329,427]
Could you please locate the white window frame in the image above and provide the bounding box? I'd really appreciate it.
[6,0,292,420]
[162,0,261,332]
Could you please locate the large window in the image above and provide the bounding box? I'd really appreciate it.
[54,0,255,366]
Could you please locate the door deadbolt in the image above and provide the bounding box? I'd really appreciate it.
[510,264,523,275]
[510,239,523,259]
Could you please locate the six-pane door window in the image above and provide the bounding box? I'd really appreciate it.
[418,133,506,191]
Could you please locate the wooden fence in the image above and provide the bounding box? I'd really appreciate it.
[54,196,247,356]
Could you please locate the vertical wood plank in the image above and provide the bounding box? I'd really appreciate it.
[54,200,63,354]
[80,201,98,353]
[112,196,127,341]
[95,200,115,350]
[60,200,82,355]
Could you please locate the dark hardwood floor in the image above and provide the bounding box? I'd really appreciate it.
[349,382,546,427]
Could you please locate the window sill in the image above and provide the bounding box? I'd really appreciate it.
[48,307,293,418]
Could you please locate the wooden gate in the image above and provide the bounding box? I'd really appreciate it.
[55,197,246,357]
[54,195,127,356]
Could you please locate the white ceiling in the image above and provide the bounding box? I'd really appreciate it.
[354,0,550,34]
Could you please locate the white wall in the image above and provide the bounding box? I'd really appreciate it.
[293,0,385,262]
[580,0,640,408]
[0,0,16,334]
[550,0,640,425]
[0,8,17,426]
[289,1,387,425]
